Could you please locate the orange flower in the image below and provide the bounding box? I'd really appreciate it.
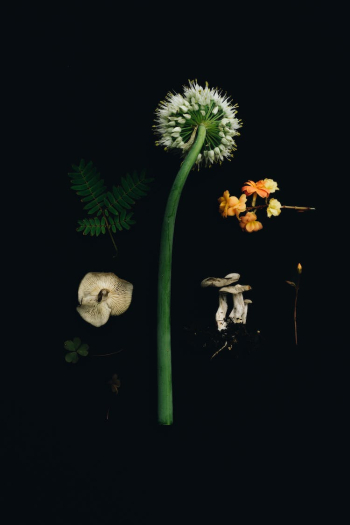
[241,180,270,198]
[239,212,263,232]
[219,191,247,218]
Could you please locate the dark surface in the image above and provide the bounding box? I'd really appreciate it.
[4,5,342,523]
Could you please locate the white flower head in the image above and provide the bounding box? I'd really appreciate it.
[154,80,242,168]
[266,198,282,218]
[76,272,133,327]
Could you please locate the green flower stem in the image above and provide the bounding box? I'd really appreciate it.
[157,124,207,425]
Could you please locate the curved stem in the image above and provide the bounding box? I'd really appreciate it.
[294,287,298,345]
[102,211,118,257]
[294,274,301,346]
[157,124,206,425]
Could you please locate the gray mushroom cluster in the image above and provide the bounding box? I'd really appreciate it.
[76,272,133,327]
[201,273,252,330]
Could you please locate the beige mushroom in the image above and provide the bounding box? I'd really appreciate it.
[200,273,240,288]
[77,272,133,327]
[201,273,241,330]
[219,284,252,324]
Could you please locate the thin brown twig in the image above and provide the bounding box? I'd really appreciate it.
[245,204,316,211]
[101,210,119,257]
[92,349,125,357]
[210,341,227,360]
[294,274,301,346]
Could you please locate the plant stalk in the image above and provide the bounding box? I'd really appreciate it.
[294,273,301,345]
[157,124,206,425]
[245,204,316,211]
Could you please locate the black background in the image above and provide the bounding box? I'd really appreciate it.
[4,4,342,523]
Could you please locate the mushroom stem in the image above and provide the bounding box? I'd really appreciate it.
[216,293,228,331]
[242,299,252,324]
[220,284,252,324]
[231,293,245,323]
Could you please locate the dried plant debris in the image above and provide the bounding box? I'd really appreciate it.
[183,320,262,361]
[108,374,121,394]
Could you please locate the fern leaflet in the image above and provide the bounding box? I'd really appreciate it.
[69,160,153,236]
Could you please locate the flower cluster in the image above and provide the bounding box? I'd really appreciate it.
[218,178,282,232]
[218,191,247,218]
[154,80,242,167]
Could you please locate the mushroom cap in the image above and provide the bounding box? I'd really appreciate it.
[244,299,253,304]
[77,301,112,328]
[107,278,133,316]
[77,272,133,326]
[219,284,252,294]
[201,273,240,288]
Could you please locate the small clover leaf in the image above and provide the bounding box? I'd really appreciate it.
[77,343,89,356]
[64,338,89,363]
[65,351,79,363]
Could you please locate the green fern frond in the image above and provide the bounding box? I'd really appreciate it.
[68,159,107,217]
[70,160,153,238]
[106,212,136,232]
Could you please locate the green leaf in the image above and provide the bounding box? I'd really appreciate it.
[126,173,134,188]
[109,206,119,216]
[65,351,79,363]
[77,344,89,356]
[121,177,130,192]
[71,183,91,191]
[114,218,123,231]
[129,186,147,198]
[73,337,81,349]
[83,192,106,210]
[81,193,98,203]
[120,192,135,205]
[87,203,103,215]
[70,161,153,238]
[137,181,151,191]
[64,340,76,352]
[75,188,94,197]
